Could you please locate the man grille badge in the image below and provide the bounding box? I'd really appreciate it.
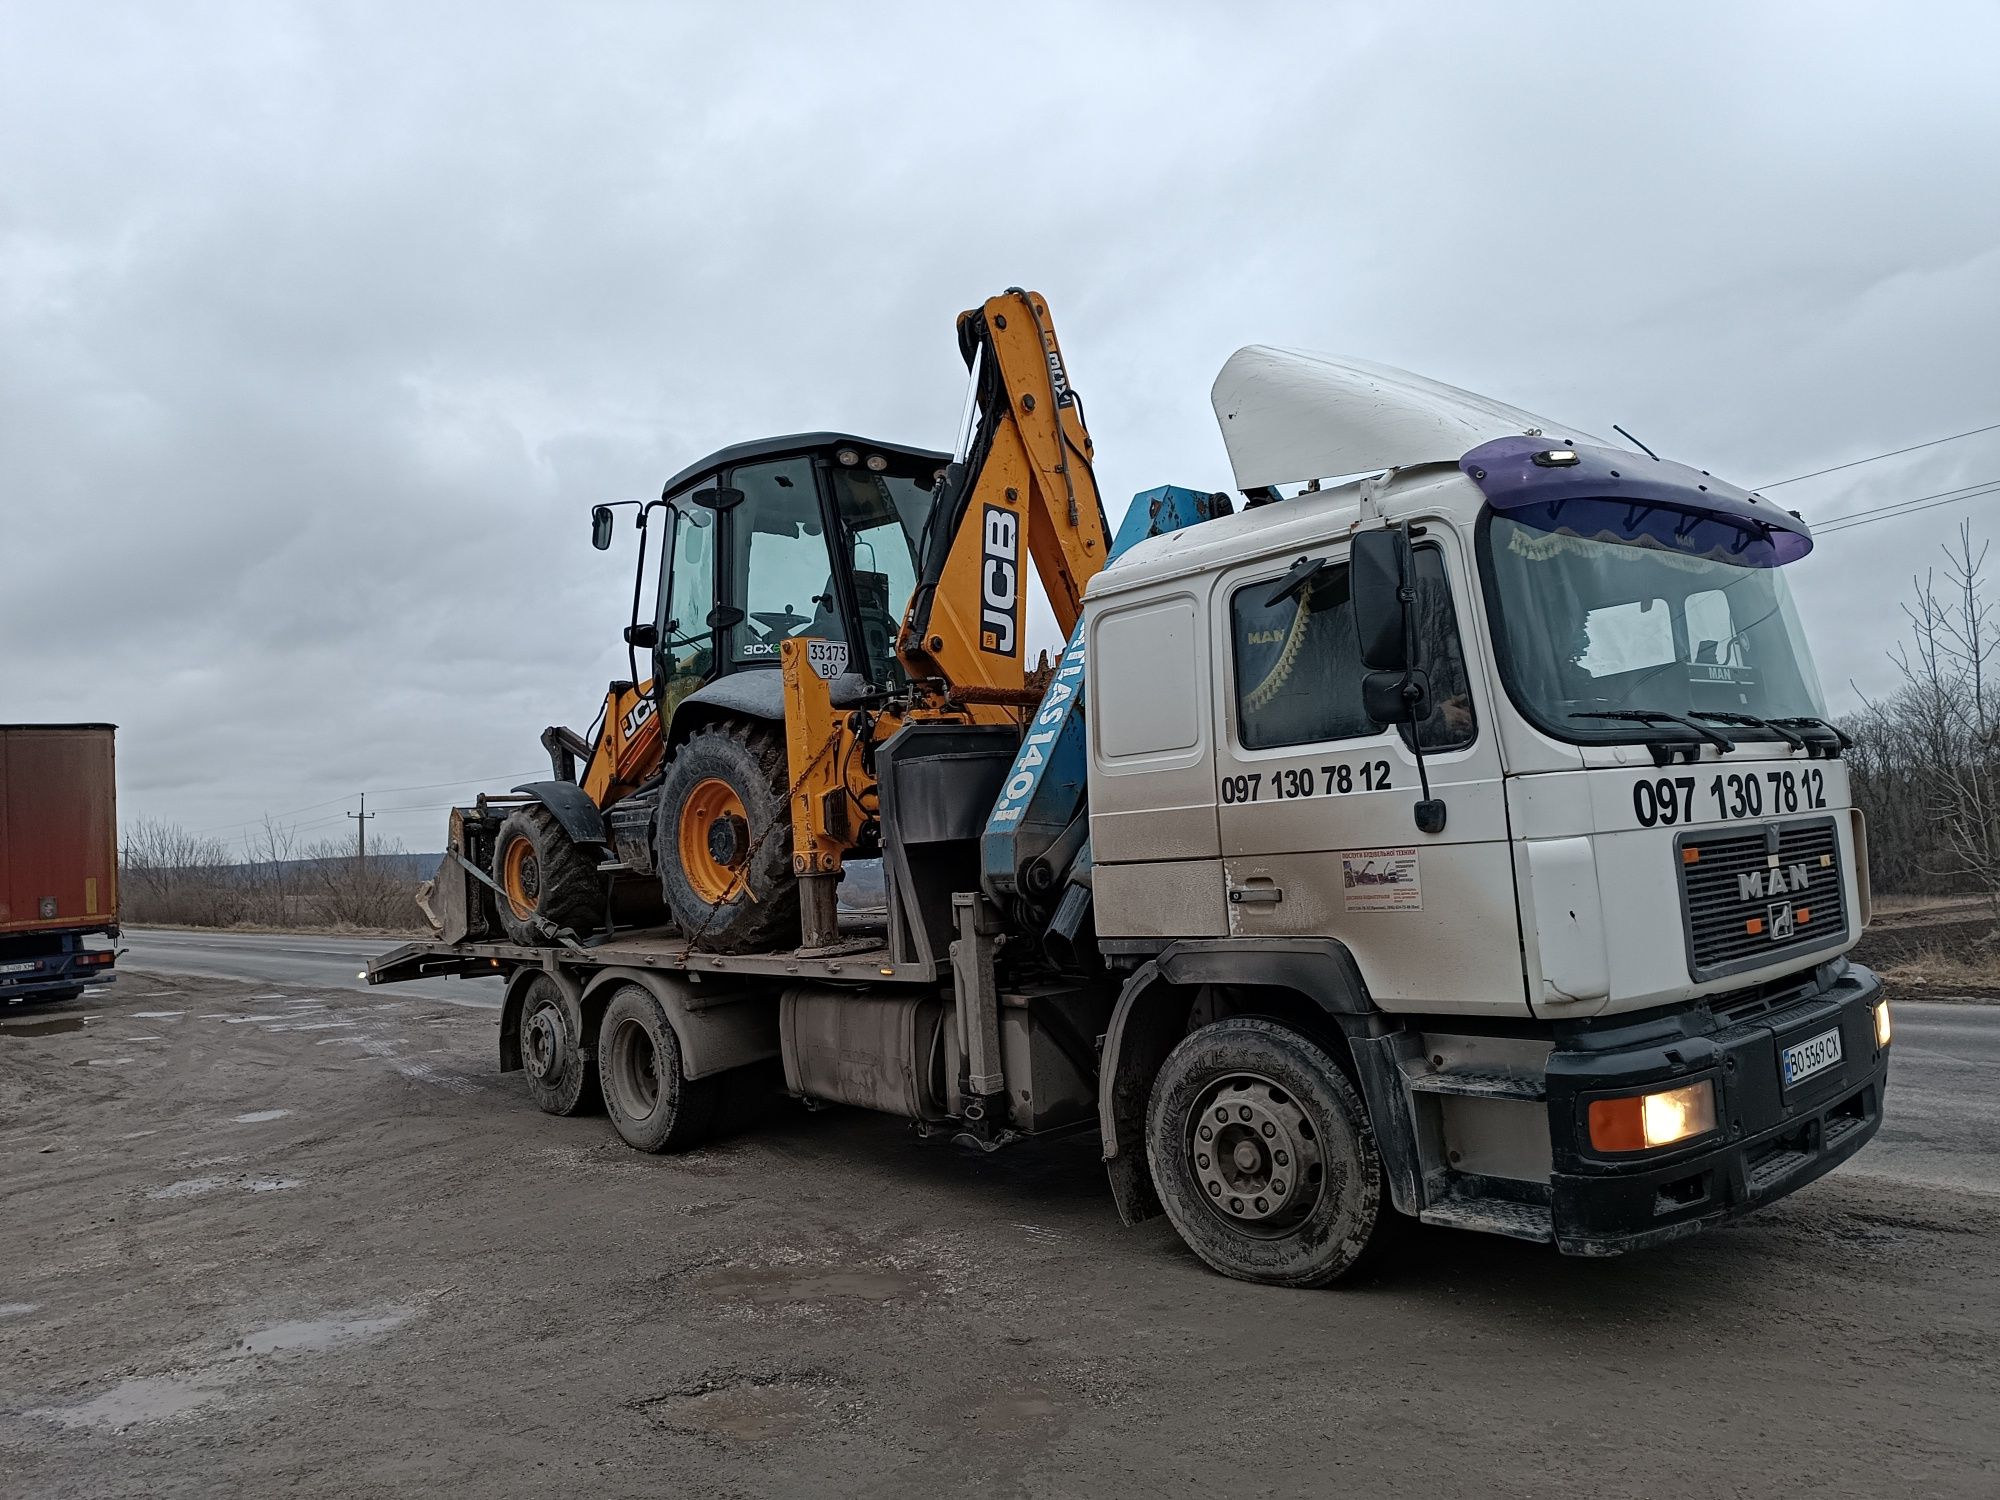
[1767,901,1796,940]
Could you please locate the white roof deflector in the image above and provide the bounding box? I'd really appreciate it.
[1210,345,1611,491]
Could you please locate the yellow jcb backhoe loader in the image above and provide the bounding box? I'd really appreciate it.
[453,289,1111,955]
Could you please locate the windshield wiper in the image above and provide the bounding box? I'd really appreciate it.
[1570,709,1736,764]
[1690,710,1807,750]
[1770,715,1853,756]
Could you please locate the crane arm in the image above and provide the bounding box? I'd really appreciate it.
[897,289,1112,706]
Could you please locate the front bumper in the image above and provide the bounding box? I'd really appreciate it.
[1545,962,1888,1256]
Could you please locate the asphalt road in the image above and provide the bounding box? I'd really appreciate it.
[5,969,1996,1499]
[120,927,502,1008]
[119,928,2000,1195]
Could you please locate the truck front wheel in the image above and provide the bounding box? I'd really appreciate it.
[1145,1017,1388,1287]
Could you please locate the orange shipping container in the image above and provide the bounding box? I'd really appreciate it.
[0,724,119,938]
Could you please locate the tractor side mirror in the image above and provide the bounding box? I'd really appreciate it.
[1349,526,1412,673]
[590,505,616,551]
[623,623,659,650]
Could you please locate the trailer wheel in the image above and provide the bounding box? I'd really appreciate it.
[1145,1017,1387,1287]
[654,722,798,953]
[516,972,600,1117]
[597,984,724,1152]
[492,802,603,947]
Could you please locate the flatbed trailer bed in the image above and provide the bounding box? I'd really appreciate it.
[365,930,944,989]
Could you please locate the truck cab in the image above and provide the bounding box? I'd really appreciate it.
[1084,347,1885,1258]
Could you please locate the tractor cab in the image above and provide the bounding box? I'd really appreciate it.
[648,433,949,716]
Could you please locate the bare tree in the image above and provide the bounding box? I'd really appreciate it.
[1849,522,2000,911]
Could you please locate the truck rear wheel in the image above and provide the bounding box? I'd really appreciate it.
[492,802,602,946]
[597,984,724,1152]
[655,722,798,953]
[1145,1017,1387,1287]
[516,972,599,1116]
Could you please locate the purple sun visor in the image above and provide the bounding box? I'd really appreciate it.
[1459,435,1812,567]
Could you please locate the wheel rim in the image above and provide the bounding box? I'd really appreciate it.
[1187,1071,1325,1236]
[521,999,566,1085]
[678,776,751,906]
[501,835,541,920]
[610,1016,662,1116]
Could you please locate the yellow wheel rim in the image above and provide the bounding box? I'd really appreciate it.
[678,777,751,906]
[501,835,540,920]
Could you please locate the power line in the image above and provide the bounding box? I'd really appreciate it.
[1813,477,2000,537]
[1758,421,2000,490]
[191,770,543,834]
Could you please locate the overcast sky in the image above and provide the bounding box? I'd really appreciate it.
[4,1,1999,856]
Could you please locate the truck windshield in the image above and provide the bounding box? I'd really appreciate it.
[1480,513,1828,742]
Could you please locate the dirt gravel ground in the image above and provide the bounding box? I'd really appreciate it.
[2,974,1995,1500]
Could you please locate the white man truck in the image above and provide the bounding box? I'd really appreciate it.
[370,343,1888,1287]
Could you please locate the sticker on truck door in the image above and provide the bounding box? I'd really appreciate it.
[1342,848,1421,911]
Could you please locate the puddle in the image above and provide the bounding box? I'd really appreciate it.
[33,1372,224,1429]
[288,1021,356,1032]
[232,1109,293,1124]
[236,1308,411,1355]
[635,1372,844,1442]
[696,1265,921,1306]
[0,1017,88,1037]
[120,1129,161,1140]
[126,1034,165,1041]
[0,1302,40,1318]
[32,1305,415,1430]
[149,1177,226,1201]
[131,1010,184,1019]
[245,1177,301,1192]
[87,1057,136,1067]
[222,1015,286,1025]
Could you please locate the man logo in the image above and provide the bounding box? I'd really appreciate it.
[1768,901,1797,940]
[980,503,1019,656]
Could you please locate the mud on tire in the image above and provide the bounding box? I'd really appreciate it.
[1145,1017,1389,1288]
[491,802,603,946]
[515,972,601,1117]
[596,983,726,1152]
[654,721,798,953]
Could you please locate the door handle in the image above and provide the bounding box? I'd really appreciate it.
[1228,884,1283,906]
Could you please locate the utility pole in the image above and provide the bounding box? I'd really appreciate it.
[348,794,375,872]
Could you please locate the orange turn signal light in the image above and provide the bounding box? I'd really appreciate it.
[1588,1081,1718,1153]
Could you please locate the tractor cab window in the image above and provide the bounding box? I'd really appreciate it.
[657,498,717,715]
[727,457,838,669]
[827,463,935,683]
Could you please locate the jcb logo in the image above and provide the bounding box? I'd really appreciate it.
[1043,335,1072,405]
[621,695,657,741]
[980,503,1019,656]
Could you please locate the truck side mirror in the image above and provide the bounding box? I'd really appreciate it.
[590,505,616,551]
[1349,527,1412,673]
[1363,668,1429,726]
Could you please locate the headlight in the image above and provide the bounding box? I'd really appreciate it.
[1874,1000,1892,1048]
[1587,1079,1718,1153]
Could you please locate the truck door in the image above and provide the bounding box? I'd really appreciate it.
[1210,530,1527,1014]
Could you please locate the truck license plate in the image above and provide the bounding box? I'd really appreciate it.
[1782,1027,1843,1087]
[0,961,38,974]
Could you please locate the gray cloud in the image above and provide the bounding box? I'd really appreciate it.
[4,1,1998,852]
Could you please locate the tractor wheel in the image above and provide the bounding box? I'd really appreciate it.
[492,802,603,946]
[654,721,798,953]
